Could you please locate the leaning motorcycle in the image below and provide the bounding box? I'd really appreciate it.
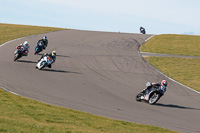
[14,46,24,61]
[136,87,164,105]
[140,28,146,34]
[36,56,52,70]
[34,42,44,55]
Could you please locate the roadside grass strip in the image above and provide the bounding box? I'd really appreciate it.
[143,57,200,92]
[0,23,66,45]
[140,34,200,56]
[0,89,178,133]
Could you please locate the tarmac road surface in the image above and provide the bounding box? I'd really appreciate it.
[0,30,200,133]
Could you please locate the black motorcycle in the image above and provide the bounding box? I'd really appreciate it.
[136,87,164,105]
[140,27,146,34]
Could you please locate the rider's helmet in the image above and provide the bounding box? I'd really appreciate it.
[161,80,168,86]
[42,36,47,41]
[23,41,29,47]
[146,82,151,87]
[52,51,56,57]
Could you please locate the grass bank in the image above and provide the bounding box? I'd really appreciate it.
[0,23,177,132]
[141,34,200,92]
[144,57,200,92]
[140,34,200,56]
[0,23,66,45]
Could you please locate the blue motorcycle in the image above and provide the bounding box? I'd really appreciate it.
[34,41,44,55]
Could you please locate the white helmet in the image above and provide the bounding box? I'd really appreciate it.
[23,41,29,47]
[43,36,47,41]
[52,51,56,56]
[146,82,151,87]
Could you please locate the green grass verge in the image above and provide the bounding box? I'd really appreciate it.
[0,89,177,133]
[140,34,200,56]
[141,34,200,92]
[144,57,200,92]
[0,23,66,45]
[0,23,177,132]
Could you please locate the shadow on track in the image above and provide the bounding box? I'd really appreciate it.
[155,103,200,110]
[17,60,37,64]
[41,69,81,74]
[56,55,70,58]
[36,53,44,56]
[36,54,70,58]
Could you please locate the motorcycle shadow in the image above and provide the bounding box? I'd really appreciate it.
[56,55,70,58]
[41,69,81,74]
[36,54,70,58]
[16,60,37,64]
[37,53,43,56]
[155,103,200,110]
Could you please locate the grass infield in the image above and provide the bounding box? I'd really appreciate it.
[140,34,200,56]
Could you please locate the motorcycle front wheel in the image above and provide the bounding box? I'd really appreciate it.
[136,93,143,101]
[14,53,19,61]
[38,61,46,70]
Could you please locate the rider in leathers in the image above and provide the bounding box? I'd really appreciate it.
[140,27,145,34]
[141,80,168,95]
[37,36,48,50]
[38,51,56,68]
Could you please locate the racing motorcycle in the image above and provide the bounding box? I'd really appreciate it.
[136,87,164,105]
[140,27,146,34]
[36,56,52,70]
[14,46,25,61]
[34,41,44,55]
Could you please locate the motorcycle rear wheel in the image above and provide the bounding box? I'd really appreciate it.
[148,93,160,105]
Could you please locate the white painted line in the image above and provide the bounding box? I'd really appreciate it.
[153,66,200,95]
[0,38,22,48]
[145,35,155,42]
[0,37,26,96]
[0,85,19,95]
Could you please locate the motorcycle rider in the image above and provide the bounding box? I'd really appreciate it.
[38,51,56,68]
[140,27,146,34]
[141,80,168,95]
[37,36,48,50]
[16,41,30,56]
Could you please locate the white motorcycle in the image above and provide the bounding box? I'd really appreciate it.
[36,56,52,70]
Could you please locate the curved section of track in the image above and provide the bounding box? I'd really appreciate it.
[0,30,200,133]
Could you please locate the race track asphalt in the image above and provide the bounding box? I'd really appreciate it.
[0,30,200,133]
